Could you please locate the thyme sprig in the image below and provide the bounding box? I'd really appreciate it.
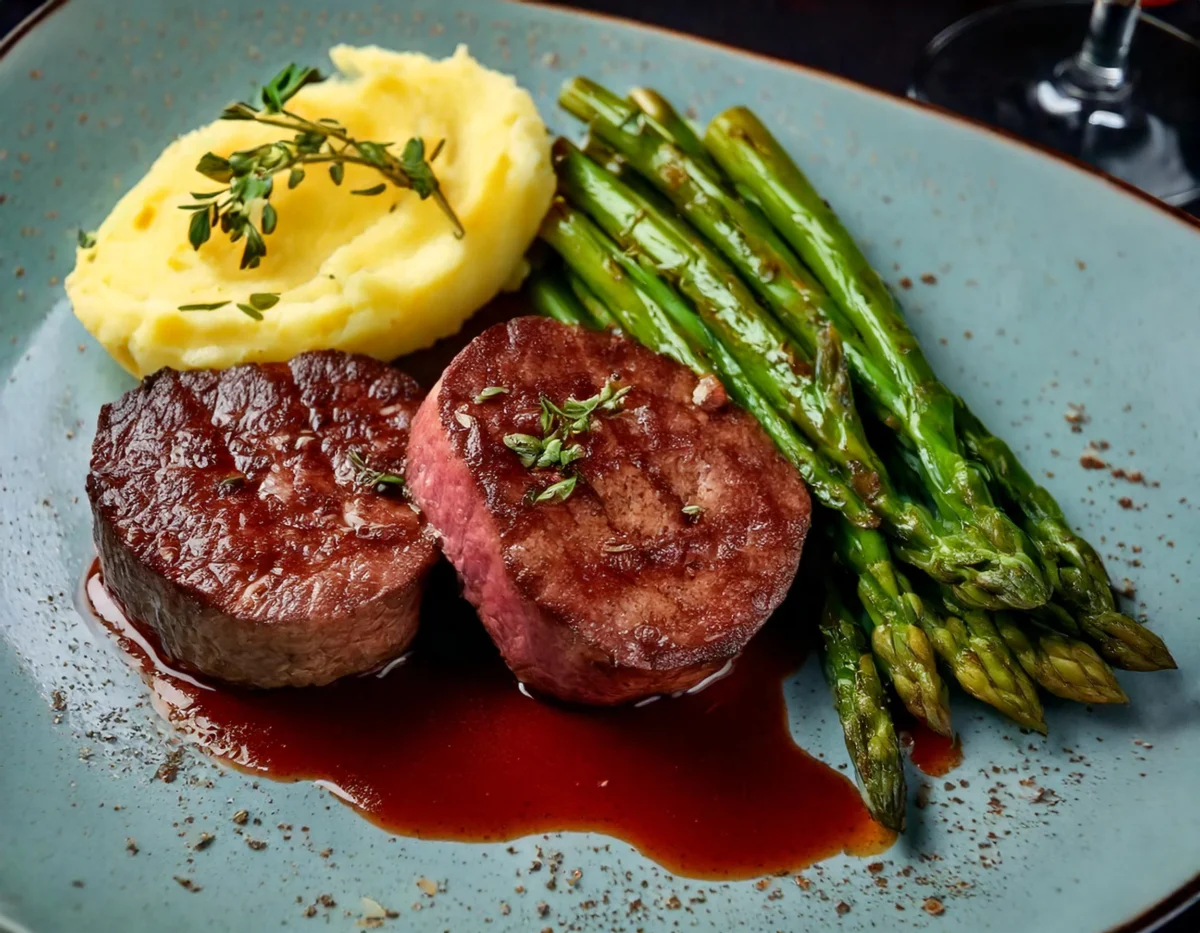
[183,63,463,271]
[502,380,629,503]
[349,449,405,493]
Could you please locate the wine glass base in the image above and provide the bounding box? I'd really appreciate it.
[910,0,1200,206]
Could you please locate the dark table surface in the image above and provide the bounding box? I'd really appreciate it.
[1,1,1196,931]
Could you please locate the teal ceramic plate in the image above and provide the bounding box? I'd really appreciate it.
[1,2,1197,931]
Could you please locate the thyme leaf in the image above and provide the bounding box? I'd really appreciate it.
[532,475,577,504]
[348,449,405,492]
[473,386,509,403]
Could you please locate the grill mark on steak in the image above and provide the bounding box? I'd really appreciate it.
[87,350,436,688]
[407,317,812,705]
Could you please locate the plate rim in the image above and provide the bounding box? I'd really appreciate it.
[0,2,1196,932]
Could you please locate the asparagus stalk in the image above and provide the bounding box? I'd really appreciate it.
[819,585,907,832]
[993,613,1128,704]
[692,103,1047,604]
[933,594,1047,733]
[527,265,596,327]
[552,137,1039,609]
[539,200,880,527]
[563,269,617,330]
[627,88,720,174]
[828,520,952,737]
[955,405,1175,671]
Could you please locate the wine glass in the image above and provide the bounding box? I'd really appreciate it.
[910,0,1200,206]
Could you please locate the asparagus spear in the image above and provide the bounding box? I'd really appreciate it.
[539,200,880,527]
[563,268,618,330]
[627,88,720,175]
[828,520,952,737]
[552,138,1037,609]
[820,585,907,832]
[955,405,1175,671]
[933,595,1048,733]
[527,264,596,327]
[692,103,1047,602]
[993,613,1128,704]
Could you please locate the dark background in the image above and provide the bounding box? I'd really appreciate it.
[1,0,1196,930]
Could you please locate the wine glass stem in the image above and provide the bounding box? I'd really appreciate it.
[1071,0,1141,92]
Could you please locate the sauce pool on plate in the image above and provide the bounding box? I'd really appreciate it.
[82,560,956,880]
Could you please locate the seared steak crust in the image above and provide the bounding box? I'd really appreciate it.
[407,317,811,705]
[87,351,436,688]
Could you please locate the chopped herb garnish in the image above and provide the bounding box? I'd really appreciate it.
[455,410,475,429]
[532,475,577,503]
[178,292,279,320]
[503,433,543,468]
[473,386,509,404]
[178,301,232,312]
[183,63,462,270]
[502,380,630,504]
[348,448,405,492]
[682,504,704,518]
[77,229,97,249]
[216,473,246,492]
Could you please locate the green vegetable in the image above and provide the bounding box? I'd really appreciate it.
[829,520,952,738]
[993,613,1128,705]
[819,585,907,832]
[687,100,1048,610]
[956,404,1175,671]
[932,593,1047,733]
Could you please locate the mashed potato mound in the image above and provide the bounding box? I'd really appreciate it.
[67,45,554,377]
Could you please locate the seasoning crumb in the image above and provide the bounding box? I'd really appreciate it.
[867,862,884,874]
[920,273,937,285]
[155,748,184,783]
[836,900,852,916]
[245,837,267,851]
[754,878,771,891]
[899,277,913,289]
[193,832,215,851]
[1079,452,1107,470]
[232,809,248,825]
[665,894,682,909]
[125,838,139,856]
[173,876,202,893]
[50,689,66,711]
[500,902,511,916]
[924,896,945,916]
[1118,497,1133,509]
[1065,403,1090,431]
[416,877,438,897]
[536,900,550,917]
[302,904,317,918]
[963,330,973,340]
[319,847,333,858]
